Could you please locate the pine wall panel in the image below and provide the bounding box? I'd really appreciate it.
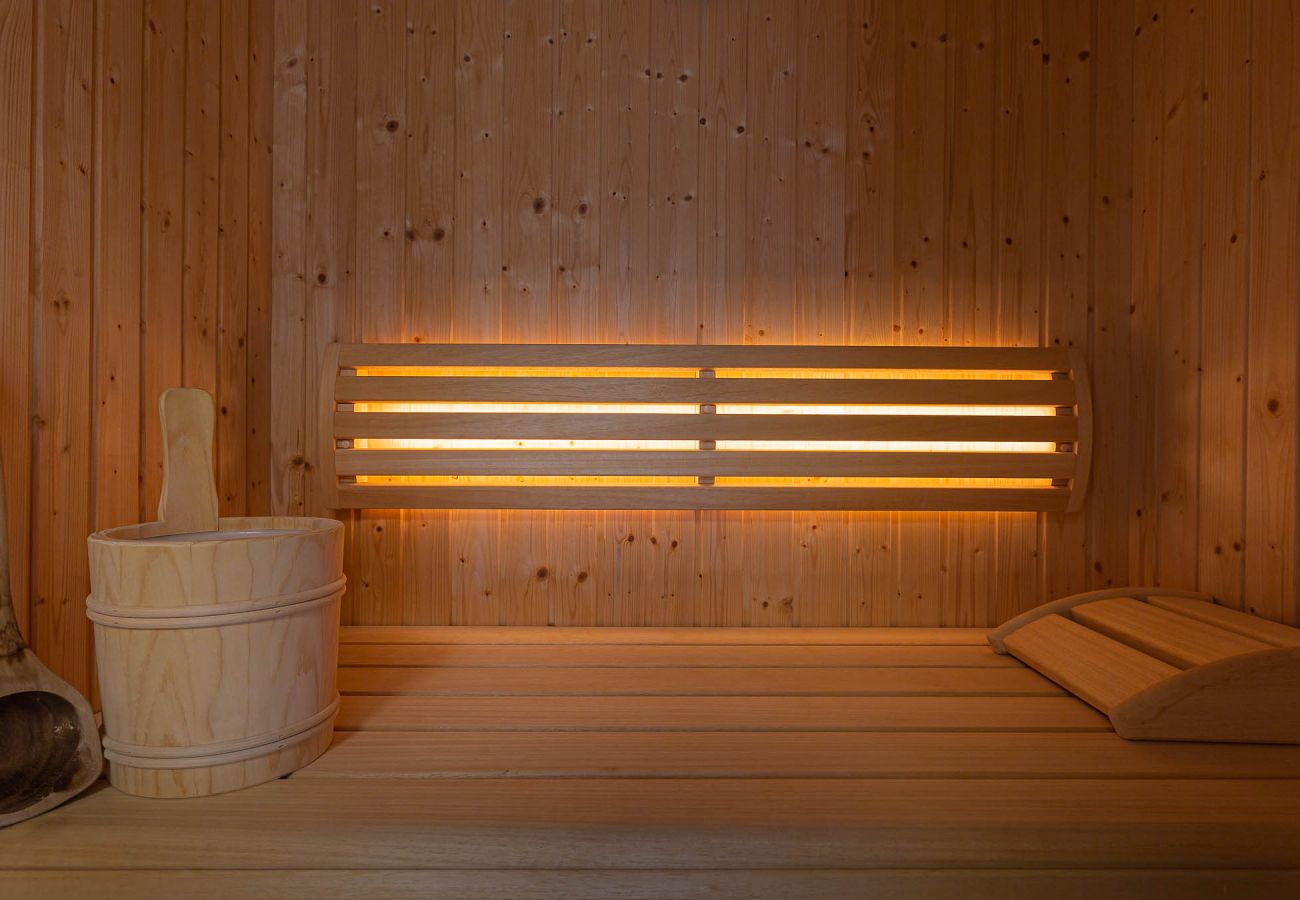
[3,1,1300,696]
[266,0,1300,630]
[0,0,273,698]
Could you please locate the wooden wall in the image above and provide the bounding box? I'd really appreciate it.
[273,0,1090,630]
[3,0,1300,694]
[0,0,272,697]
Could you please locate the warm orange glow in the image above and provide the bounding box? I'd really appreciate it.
[713,368,1056,380]
[355,366,700,378]
[712,477,1053,488]
[355,475,700,486]
[347,366,1072,487]
[351,474,1052,488]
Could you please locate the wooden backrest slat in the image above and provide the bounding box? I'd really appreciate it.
[322,343,1090,511]
[336,342,1074,371]
[334,375,1078,407]
[334,484,1072,512]
[335,449,1079,479]
[333,411,1079,443]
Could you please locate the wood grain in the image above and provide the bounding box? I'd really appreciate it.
[9,870,1298,900]
[8,626,1300,883]
[32,0,96,694]
[0,0,34,640]
[6,0,270,696]
[8,0,1300,649]
[7,777,1300,870]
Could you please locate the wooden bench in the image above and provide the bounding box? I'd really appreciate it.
[320,342,1091,511]
[991,588,1300,743]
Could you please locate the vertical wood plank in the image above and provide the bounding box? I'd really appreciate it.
[742,0,796,626]
[304,0,357,517]
[0,0,34,637]
[451,0,504,625]
[499,0,554,626]
[1128,0,1165,588]
[32,0,95,693]
[270,0,307,518]
[1196,0,1250,605]
[1088,0,1134,591]
[245,0,275,516]
[402,0,454,625]
[846,0,896,626]
[551,0,605,625]
[646,0,699,625]
[943,0,995,626]
[352,0,407,625]
[1245,0,1300,624]
[94,0,142,536]
[696,0,747,626]
[894,0,947,626]
[183,0,221,398]
[992,0,1045,623]
[1152,0,1203,589]
[140,0,186,519]
[792,0,848,626]
[600,0,650,625]
[218,0,251,517]
[1042,0,1093,601]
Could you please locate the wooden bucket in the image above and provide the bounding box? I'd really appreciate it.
[87,518,343,798]
[86,389,344,798]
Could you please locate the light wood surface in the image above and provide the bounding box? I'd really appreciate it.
[89,487,345,796]
[5,869,1299,900]
[339,625,990,645]
[157,388,220,534]
[336,449,1078,479]
[996,591,1300,743]
[5,0,1300,663]
[336,642,1019,668]
[334,374,1080,406]
[5,626,1300,893]
[334,484,1072,513]
[4,0,274,698]
[337,665,1063,697]
[987,585,1215,653]
[1001,614,1178,713]
[1147,594,1300,647]
[1113,647,1300,743]
[7,1,1300,650]
[1071,597,1269,668]
[325,341,1088,513]
[333,409,1080,442]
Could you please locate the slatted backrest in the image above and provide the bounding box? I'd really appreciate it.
[321,343,1092,511]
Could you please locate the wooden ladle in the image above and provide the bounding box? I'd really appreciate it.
[157,387,220,536]
[0,455,103,827]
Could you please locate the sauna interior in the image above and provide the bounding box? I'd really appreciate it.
[3,0,1300,895]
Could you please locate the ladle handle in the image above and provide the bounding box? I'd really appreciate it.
[158,388,220,535]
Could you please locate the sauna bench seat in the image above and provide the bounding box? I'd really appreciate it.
[5,627,1300,899]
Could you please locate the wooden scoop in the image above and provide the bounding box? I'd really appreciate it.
[0,454,103,827]
[158,388,220,535]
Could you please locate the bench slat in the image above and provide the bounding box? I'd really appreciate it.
[1002,614,1178,713]
[335,375,1077,406]
[334,484,1071,512]
[335,449,1076,478]
[333,411,1077,442]
[1146,595,1300,648]
[1071,598,1271,668]
[336,341,1075,371]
